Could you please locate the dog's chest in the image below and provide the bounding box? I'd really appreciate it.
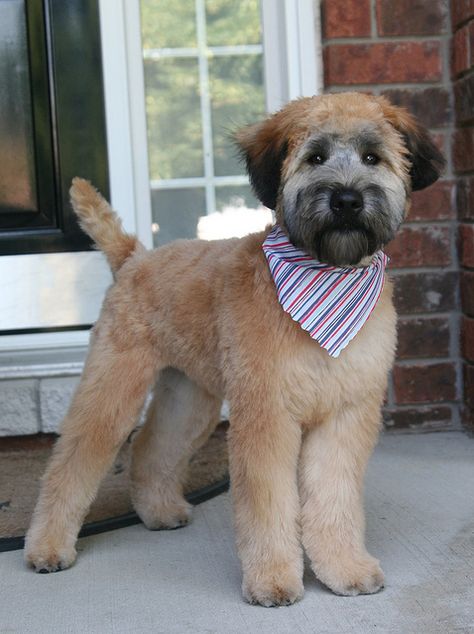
[279,290,397,423]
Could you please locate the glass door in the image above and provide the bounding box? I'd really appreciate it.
[0,0,110,332]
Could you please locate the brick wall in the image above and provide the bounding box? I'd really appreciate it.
[452,0,474,431]
[321,0,462,432]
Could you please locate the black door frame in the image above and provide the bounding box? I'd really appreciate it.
[0,0,109,255]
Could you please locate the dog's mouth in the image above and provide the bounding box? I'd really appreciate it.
[315,227,378,266]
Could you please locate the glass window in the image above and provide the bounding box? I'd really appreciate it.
[140,0,271,247]
[209,54,264,177]
[144,57,203,180]
[151,187,206,246]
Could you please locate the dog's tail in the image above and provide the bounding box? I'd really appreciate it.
[70,177,145,274]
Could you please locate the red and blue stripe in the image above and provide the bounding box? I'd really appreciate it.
[262,225,388,358]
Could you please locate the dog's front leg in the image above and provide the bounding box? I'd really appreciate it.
[228,403,303,607]
[300,401,384,596]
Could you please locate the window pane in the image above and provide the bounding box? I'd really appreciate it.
[198,185,272,240]
[141,0,197,49]
[205,0,262,46]
[151,188,206,247]
[142,1,267,244]
[144,58,204,179]
[0,0,37,212]
[210,54,265,177]
[215,184,259,211]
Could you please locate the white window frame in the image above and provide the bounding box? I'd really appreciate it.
[0,0,322,374]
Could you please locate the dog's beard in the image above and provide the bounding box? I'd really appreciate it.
[315,228,377,266]
[284,183,396,266]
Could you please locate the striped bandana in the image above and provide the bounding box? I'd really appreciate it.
[262,224,389,358]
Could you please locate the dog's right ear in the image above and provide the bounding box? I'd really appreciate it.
[375,97,445,191]
[235,113,291,210]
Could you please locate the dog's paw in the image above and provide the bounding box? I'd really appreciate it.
[24,541,77,574]
[134,496,193,531]
[242,573,304,607]
[315,555,384,596]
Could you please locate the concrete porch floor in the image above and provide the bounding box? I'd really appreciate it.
[1,432,473,634]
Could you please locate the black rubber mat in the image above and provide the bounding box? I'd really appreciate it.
[0,477,229,553]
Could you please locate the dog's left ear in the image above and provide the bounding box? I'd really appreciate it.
[376,97,446,191]
[235,111,292,209]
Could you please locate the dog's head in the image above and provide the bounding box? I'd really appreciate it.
[236,93,445,266]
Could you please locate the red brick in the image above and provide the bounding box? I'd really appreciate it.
[454,73,474,124]
[392,271,458,314]
[453,127,474,173]
[376,0,447,36]
[462,315,474,360]
[461,271,474,315]
[457,176,474,220]
[322,0,371,38]
[459,223,474,267]
[461,404,474,430]
[470,22,474,67]
[383,405,453,430]
[431,132,447,157]
[397,317,450,359]
[462,404,474,430]
[451,0,474,28]
[381,87,451,128]
[452,25,470,77]
[386,226,451,267]
[464,362,474,406]
[408,181,455,221]
[393,362,457,403]
[324,42,442,86]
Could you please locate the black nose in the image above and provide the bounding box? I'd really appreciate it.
[330,189,363,217]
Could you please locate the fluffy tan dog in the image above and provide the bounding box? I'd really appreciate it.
[25,93,444,606]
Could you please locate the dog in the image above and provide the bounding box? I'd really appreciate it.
[25,92,444,606]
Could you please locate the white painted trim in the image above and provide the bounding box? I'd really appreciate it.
[195,0,217,214]
[262,0,321,112]
[315,0,324,95]
[99,0,153,247]
[0,330,90,353]
[294,0,323,97]
[144,44,263,59]
[151,175,249,189]
[122,0,154,248]
[0,329,89,380]
[261,1,288,112]
[98,0,137,234]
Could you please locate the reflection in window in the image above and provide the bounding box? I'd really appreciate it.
[0,1,37,213]
[141,0,269,246]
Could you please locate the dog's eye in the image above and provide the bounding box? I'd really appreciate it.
[362,153,380,165]
[308,154,326,165]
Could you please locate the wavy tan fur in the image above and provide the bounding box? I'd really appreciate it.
[70,177,144,274]
[25,93,443,607]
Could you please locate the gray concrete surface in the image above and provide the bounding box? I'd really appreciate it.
[1,432,473,634]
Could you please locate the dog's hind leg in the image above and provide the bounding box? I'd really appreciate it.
[300,401,384,596]
[130,368,222,530]
[24,319,161,573]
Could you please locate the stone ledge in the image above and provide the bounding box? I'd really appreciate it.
[0,380,39,436]
[39,377,81,434]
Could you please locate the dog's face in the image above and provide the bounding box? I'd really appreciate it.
[237,93,445,266]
